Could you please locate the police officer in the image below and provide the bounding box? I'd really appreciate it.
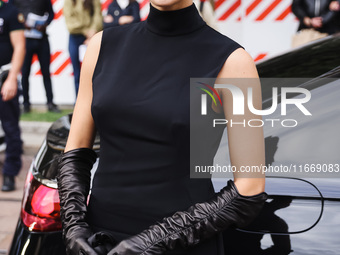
[329,0,340,32]
[0,0,25,191]
[292,0,338,34]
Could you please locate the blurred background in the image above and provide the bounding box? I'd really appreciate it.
[26,0,301,105]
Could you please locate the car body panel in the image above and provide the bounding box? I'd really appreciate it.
[9,221,66,255]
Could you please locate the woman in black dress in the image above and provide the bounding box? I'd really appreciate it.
[57,0,267,254]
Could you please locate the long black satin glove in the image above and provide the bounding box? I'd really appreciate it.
[108,180,267,255]
[57,148,99,255]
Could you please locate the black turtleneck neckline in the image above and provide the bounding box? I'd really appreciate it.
[146,3,206,36]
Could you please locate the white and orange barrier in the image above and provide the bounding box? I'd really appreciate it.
[28,0,298,105]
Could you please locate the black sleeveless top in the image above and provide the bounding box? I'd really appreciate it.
[89,4,241,254]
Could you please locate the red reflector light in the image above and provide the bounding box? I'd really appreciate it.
[31,185,61,217]
[21,171,62,232]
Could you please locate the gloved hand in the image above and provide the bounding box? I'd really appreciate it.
[65,228,98,255]
[108,180,267,255]
[57,148,103,255]
[63,229,117,255]
[88,231,118,254]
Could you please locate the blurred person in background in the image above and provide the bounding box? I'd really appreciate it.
[329,0,340,11]
[63,0,102,98]
[12,0,60,113]
[329,0,340,32]
[292,0,338,47]
[0,0,25,191]
[103,0,140,29]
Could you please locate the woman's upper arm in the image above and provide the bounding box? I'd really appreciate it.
[64,31,103,152]
[217,48,265,180]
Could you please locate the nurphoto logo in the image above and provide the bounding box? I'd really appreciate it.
[198,82,312,128]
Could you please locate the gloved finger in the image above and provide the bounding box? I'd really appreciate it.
[107,241,130,255]
[107,249,118,255]
[93,245,110,254]
[87,231,117,251]
[107,244,121,255]
[77,240,100,255]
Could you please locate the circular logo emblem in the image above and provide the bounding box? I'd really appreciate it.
[18,13,25,23]
[114,10,120,16]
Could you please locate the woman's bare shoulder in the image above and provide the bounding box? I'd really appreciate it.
[218,48,258,79]
[83,31,103,67]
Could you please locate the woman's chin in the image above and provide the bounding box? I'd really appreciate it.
[150,0,192,11]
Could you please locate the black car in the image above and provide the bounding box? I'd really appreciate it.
[9,35,340,255]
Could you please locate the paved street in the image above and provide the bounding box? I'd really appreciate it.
[0,121,51,254]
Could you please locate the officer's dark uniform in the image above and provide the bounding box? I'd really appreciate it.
[0,0,24,191]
